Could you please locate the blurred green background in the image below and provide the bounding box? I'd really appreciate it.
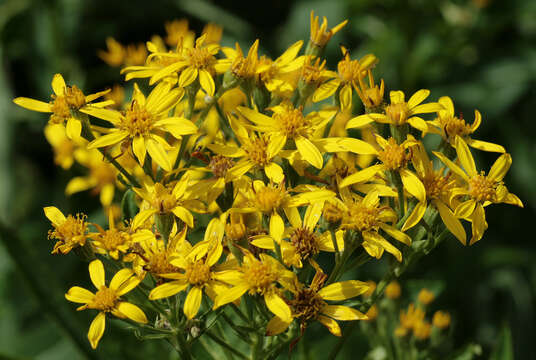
[1,0,534,358]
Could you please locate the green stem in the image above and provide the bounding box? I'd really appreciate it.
[205,330,249,360]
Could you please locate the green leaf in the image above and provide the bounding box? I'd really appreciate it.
[490,325,514,360]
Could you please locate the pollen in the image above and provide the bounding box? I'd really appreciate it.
[89,286,118,312]
[377,137,411,170]
[385,102,410,125]
[337,57,365,83]
[145,250,178,275]
[121,102,154,137]
[185,261,211,286]
[64,86,87,109]
[243,136,270,166]
[48,213,88,253]
[50,96,71,124]
[468,173,497,202]
[343,202,379,232]
[254,185,284,213]
[439,113,473,140]
[97,229,130,253]
[209,155,234,178]
[274,106,308,138]
[186,47,215,71]
[243,260,278,294]
[422,172,451,200]
[290,227,319,260]
[290,288,326,321]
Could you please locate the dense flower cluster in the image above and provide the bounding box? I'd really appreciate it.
[14,11,521,356]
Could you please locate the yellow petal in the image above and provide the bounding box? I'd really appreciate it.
[455,136,477,177]
[146,138,172,171]
[149,61,187,85]
[52,74,66,95]
[455,199,476,219]
[213,283,249,309]
[379,223,412,246]
[172,206,194,228]
[339,84,352,111]
[13,97,51,112]
[402,201,427,231]
[109,269,134,291]
[407,117,428,132]
[87,131,128,149]
[304,202,323,230]
[80,107,122,124]
[346,114,375,129]
[266,316,291,336]
[438,96,454,116]
[399,169,426,203]
[65,118,82,140]
[237,106,277,127]
[469,203,487,245]
[264,292,292,323]
[390,90,405,104]
[149,281,188,300]
[116,302,148,323]
[433,151,469,182]
[199,70,215,96]
[339,164,383,188]
[411,102,443,115]
[318,280,370,301]
[206,144,245,157]
[466,138,505,153]
[132,136,146,166]
[178,67,198,88]
[88,312,106,349]
[115,275,142,296]
[296,136,323,169]
[488,153,511,182]
[322,305,367,321]
[184,286,203,319]
[269,213,285,243]
[265,162,284,183]
[312,79,340,103]
[89,260,105,289]
[434,200,466,245]
[250,236,276,249]
[317,315,341,336]
[336,138,378,155]
[65,286,94,303]
[43,206,66,226]
[407,89,429,109]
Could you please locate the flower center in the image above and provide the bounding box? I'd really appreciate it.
[232,55,257,79]
[122,102,154,137]
[440,114,473,140]
[145,250,178,275]
[468,173,496,202]
[99,229,130,251]
[344,203,379,232]
[243,260,278,295]
[290,227,319,260]
[337,57,364,82]
[185,261,212,286]
[153,183,178,213]
[243,136,271,166]
[90,162,117,187]
[49,213,88,244]
[50,96,71,124]
[290,288,326,321]
[254,185,284,213]
[422,172,451,200]
[274,107,308,138]
[187,47,215,70]
[385,102,410,125]
[323,202,343,224]
[209,155,234,178]
[90,286,118,311]
[64,86,86,109]
[377,138,411,170]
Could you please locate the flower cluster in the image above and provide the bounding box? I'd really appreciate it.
[14,12,521,356]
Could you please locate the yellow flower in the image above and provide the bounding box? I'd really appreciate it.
[308,11,348,48]
[90,210,131,260]
[13,74,112,139]
[65,260,147,349]
[238,102,376,169]
[432,310,451,329]
[354,69,385,110]
[44,206,89,254]
[434,136,522,244]
[164,19,195,47]
[149,219,236,319]
[251,202,344,268]
[385,281,401,299]
[213,252,296,323]
[98,37,126,67]
[256,40,305,94]
[340,135,426,203]
[266,266,368,336]
[399,303,425,331]
[44,123,85,170]
[220,40,260,80]
[346,89,442,134]
[428,96,505,152]
[339,189,411,262]
[83,82,196,171]
[417,288,435,305]
[402,143,466,244]
[312,47,377,110]
[147,34,226,95]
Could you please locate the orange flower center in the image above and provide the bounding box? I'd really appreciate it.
[122,102,154,137]
[48,214,88,246]
[337,57,364,83]
[187,47,215,70]
[98,229,129,252]
[378,138,411,170]
[290,288,326,321]
[468,173,496,202]
[274,107,308,138]
[343,203,380,232]
[290,227,319,260]
[422,172,451,200]
[185,261,211,286]
[385,102,410,125]
[243,260,278,294]
[254,185,285,213]
[90,286,118,311]
[301,57,327,84]
[243,136,271,166]
[440,114,473,140]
